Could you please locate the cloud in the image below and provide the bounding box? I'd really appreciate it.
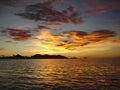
[113,24,120,30]
[83,0,120,14]
[16,1,83,25]
[0,48,5,51]
[49,0,64,2]
[91,30,115,39]
[109,18,119,22]
[34,29,116,51]
[113,24,120,27]
[87,8,109,14]
[63,31,88,37]
[0,0,64,8]
[0,27,59,42]
[0,27,118,51]
[8,28,32,41]
[0,28,32,41]
[0,0,18,7]
[0,0,28,8]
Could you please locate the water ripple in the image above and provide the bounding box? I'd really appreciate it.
[0,59,120,90]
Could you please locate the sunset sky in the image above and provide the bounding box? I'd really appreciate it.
[0,0,120,58]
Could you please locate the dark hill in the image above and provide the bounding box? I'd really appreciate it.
[0,54,68,59]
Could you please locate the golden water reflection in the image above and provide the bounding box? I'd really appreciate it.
[0,59,120,90]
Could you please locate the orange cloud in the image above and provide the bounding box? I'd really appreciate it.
[34,29,117,52]
[0,48,5,51]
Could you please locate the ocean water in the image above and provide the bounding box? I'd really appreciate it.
[0,59,120,90]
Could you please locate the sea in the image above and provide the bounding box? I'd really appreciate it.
[0,59,120,90]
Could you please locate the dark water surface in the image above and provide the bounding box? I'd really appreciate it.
[0,59,120,90]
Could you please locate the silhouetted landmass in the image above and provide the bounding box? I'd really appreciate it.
[70,57,78,59]
[0,54,68,59]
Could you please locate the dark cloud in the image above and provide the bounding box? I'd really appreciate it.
[16,1,83,25]
[92,30,115,38]
[49,0,64,2]
[63,31,88,37]
[0,0,65,8]
[83,0,120,14]
[56,43,66,46]
[0,28,116,45]
[38,25,51,30]
[0,28,32,41]
[80,42,90,46]
[8,28,31,41]
[0,0,18,7]
[37,25,58,31]
[84,30,115,43]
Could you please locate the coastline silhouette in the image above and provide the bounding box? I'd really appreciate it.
[0,54,68,59]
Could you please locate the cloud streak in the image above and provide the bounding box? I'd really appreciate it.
[113,24,120,30]
[35,30,116,51]
[0,28,119,55]
[0,28,32,41]
[0,28,117,46]
[8,28,32,41]
[83,0,120,14]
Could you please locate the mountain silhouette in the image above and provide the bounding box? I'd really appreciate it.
[0,54,68,59]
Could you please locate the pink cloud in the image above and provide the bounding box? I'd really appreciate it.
[109,18,119,22]
[83,0,120,14]
[8,28,32,41]
[114,24,120,27]
[113,24,120,30]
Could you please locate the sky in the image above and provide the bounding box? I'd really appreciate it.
[0,0,120,58]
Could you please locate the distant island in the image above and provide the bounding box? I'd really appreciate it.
[0,54,68,59]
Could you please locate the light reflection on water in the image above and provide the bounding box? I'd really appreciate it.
[0,59,120,90]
